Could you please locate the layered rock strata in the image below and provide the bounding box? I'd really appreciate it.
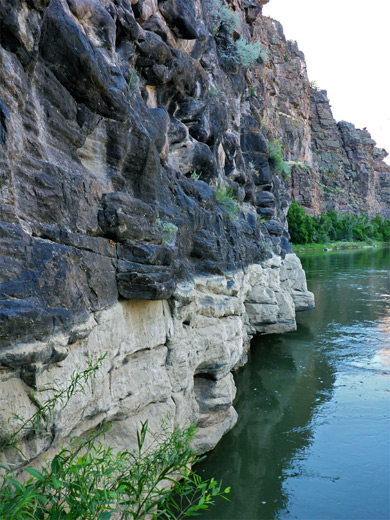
[254,16,390,218]
[0,0,319,463]
[0,254,313,465]
[3,0,387,467]
[1,0,386,469]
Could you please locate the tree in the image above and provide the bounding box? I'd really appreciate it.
[287,200,309,244]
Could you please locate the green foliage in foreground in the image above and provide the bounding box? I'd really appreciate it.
[0,359,230,520]
[287,199,390,245]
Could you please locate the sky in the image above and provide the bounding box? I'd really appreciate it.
[262,0,390,155]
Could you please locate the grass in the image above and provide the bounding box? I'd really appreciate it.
[292,240,385,254]
[216,183,239,220]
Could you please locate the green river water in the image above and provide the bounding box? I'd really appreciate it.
[198,247,390,520]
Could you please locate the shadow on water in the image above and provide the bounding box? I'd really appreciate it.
[198,247,390,520]
[197,327,337,520]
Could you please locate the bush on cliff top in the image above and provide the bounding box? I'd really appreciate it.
[205,0,267,68]
[205,0,240,36]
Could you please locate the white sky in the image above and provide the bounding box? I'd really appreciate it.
[262,0,390,154]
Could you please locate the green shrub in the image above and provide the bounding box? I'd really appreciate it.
[0,422,230,520]
[156,217,178,246]
[216,183,239,219]
[204,0,268,68]
[234,37,267,67]
[288,160,311,172]
[0,358,230,520]
[287,200,309,244]
[248,160,256,171]
[208,86,220,97]
[128,68,140,91]
[268,139,291,178]
[205,0,240,36]
[191,170,201,181]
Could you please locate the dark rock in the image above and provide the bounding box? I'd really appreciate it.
[66,0,117,51]
[0,298,75,350]
[158,0,198,40]
[40,0,129,120]
[98,193,159,242]
[240,116,268,155]
[25,0,51,10]
[117,243,174,266]
[191,141,218,183]
[190,230,219,261]
[208,96,228,144]
[142,15,170,42]
[117,261,176,299]
[147,108,170,154]
[137,31,173,65]
[0,0,44,69]
[188,110,210,143]
[256,191,276,208]
[265,220,283,236]
[176,100,207,123]
[168,116,188,145]
[252,164,272,185]
[115,0,142,42]
[280,234,293,254]
[0,98,10,145]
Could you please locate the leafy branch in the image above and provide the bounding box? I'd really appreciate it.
[0,356,230,519]
[0,354,107,454]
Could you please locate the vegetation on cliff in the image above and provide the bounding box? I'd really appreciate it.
[287,200,390,245]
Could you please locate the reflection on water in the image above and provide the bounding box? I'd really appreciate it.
[198,247,390,520]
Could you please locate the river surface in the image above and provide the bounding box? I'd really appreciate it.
[198,247,390,520]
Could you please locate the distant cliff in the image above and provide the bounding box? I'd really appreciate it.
[253,15,390,218]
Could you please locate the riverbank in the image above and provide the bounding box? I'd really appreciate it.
[198,246,390,520]
[292,240,388,254]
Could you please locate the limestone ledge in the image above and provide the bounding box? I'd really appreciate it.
[0,254,313,465]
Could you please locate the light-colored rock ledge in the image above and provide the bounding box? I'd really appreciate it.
[0,254,314,465]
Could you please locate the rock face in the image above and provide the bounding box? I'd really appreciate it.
[2,0,383,465]
[253,17,390,218]
[0,252,313,464]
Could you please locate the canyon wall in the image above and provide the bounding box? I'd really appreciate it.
[0,0,385,465]
[253,16,390,218]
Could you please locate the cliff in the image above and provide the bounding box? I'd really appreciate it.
[253,16,390,218]
[0,0,384,466]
